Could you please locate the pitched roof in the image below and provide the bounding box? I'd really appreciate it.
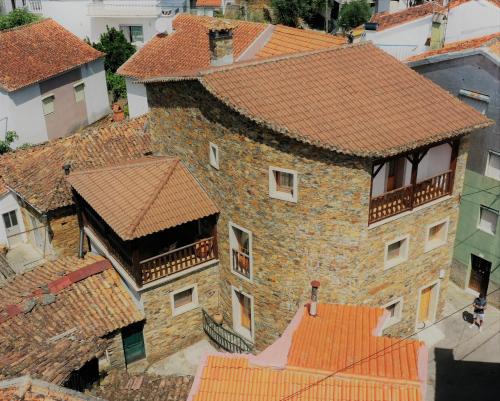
[406,32,500,61]
[118,14,345,79]
[0,255,144,384]
[68,157,219,240]
[0,19,103,92]
[196,42,491,157]
[188,304,425,401]
[0,117,151,214]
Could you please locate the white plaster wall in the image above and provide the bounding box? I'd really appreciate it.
[446,0,500,43]
[40,1,91,39]
[417,143,452,182]
[0,192,27,246]
[371,158,412,197]
[90,16,157,44]
[81,59,110,123]
[0,86,48,147]
[126,78,149,118]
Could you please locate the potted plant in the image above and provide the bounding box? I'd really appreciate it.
[213,312,223,325]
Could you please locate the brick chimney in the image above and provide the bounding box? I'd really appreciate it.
[309,280,320,317]
[207,20,235,67]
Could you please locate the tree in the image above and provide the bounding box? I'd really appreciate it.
[337,0,371,32]
[0,9,41,31]
[0,131,18,154]
[271,0,325,28]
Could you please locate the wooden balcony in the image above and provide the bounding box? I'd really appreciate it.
[369,170,454,224]
[140,236,218,285]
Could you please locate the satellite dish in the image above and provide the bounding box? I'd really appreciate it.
[155,16,172,34]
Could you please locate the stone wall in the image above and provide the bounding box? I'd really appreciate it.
[49,211,82,258]
[141,263,219,362]
[148,80,469,350]
[103,331,126,371]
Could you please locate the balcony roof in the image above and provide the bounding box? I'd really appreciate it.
[68,157,219,240]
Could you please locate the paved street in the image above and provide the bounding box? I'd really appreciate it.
[425,283,500,401]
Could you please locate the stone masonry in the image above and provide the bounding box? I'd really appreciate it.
[148,80,470,350]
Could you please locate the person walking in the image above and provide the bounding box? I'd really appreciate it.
[470,293,487,332]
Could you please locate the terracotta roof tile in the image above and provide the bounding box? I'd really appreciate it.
[0,117,151,213]
[369,1,445,31]
[0,19,104,92]
[196,0,222,6]
[406,33,500,61]
[0,255,144,384]
[67,157,219,240]
[198,43,491,157]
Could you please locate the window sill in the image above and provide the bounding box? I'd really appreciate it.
[424,240,447,253]
[384,257,407,270]
[172,304,199,317]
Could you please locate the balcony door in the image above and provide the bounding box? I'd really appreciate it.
[469,255,491,295]
[386,158,406,192]
[3,210,22,247]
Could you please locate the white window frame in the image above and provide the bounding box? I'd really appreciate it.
[382,297,404,328]
[209,142,219,169]
[41,94,55,116]
[73,81,85,103]
[229,222,253,282]
[424,218,450,252]
[485,150,500,181]
[268,166,298,203]
[231,286,254,342]
[170,284,199,317]
[478,205,498,235]
[384,235,409,269]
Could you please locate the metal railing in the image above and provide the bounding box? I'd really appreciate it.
[232,249,250,279]
[27,0,42,13]
[202,309,253,354]
[87,0,187,17]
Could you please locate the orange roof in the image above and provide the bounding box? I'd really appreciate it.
[0,19,103,92]
[369,1,445,31]
[118,14,345,79]
[188,304,426,401]
[198,42,491,157]
[196,0,222,6]
[67,157,218,240]
[406,33,500,61]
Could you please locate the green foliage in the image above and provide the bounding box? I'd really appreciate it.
[0,9,41,31]
[337,0,371,32]
[91,26,135,73]
[271,0,324,27]
[106,71,127,102]
[0,131,18,154]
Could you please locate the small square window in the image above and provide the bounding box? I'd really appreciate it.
[425,219,449,252]
[384,236,409,269]
[209,142,219,169]
[269,167,298,203]
[42,95,55,115]
[74,82,85,103]
[478,206,498,235]
[383,298,403,328]
[171,285,199,316]
[485,151,500,181]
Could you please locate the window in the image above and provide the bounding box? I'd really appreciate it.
[485,151,500,181]
[269,167,298,203]
[42,94,55,115]
[425,219,449,252]
[171,285,199,316]
[74,82,85,103]
[478,206,498,235]
[2,210,18,229]
[229,223,252,280]
[209,142,219,169]
[383,298,403,328]
[232,288,253,340]
[120,25,144,43]
[384,235,409,269]
[459,89,489,115]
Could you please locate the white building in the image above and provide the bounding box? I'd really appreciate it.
[0,18,109,146]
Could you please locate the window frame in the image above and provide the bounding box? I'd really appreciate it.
[209,142,219,170]
[231,286,254,342]
[268,166,298,203]
[2,210,18,229]
[424,218,450,252]
[41,94,55,116]
[485,150,500,181]
[73,81,86,103]
[384,235,410,269]
[478,205,499,235]
[228,222,253,282]
[382,297,404,329]
[170,284,199,317]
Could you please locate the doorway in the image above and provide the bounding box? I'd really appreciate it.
[3,210,22,247]
[386,158,406,192]
[468,255,491,295]
[417,282,439,325]
[29,215,44,251]
[122,322,146,365]
[232,288,253,341]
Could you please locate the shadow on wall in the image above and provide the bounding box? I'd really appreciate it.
[434,347,500,401]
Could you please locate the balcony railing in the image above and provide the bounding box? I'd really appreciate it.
[140,236,217,285]
[232,249,250,279]
[27,0,43,13]
[369,170,453,224]
[88,0,163,17]
[202,309,253,354]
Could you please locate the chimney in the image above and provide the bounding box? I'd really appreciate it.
[309,280,320,317]
[62,164,71,176]
[429,12,447,50]
[208,20,235,67]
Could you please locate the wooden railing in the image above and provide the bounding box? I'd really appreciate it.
[140,237,217,285]
[369,170,454,224]
[232,249,251,279]
[202,309,253,354]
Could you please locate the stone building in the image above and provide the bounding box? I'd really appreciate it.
[135,30,491,350]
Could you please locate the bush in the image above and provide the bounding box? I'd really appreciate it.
[337,0,371,32]
[0,9,41,31]
[106,71,127,102]
[271,0,324,27]
[91,27,136,73]
[0,131,18,154]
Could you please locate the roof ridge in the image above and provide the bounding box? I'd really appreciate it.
[68,155,170,176]
[125,159,180,238]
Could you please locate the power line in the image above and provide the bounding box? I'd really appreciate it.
[279,287,500,401]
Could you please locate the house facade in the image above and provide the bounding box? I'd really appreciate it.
[409,35,500,306]
[0,19,109,146]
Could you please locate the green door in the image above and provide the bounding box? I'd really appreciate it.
[122,323,146,365]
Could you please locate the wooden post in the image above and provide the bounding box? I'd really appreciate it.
[132,246,141,286]
[409,152,419,207]
[449,139,460,193]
